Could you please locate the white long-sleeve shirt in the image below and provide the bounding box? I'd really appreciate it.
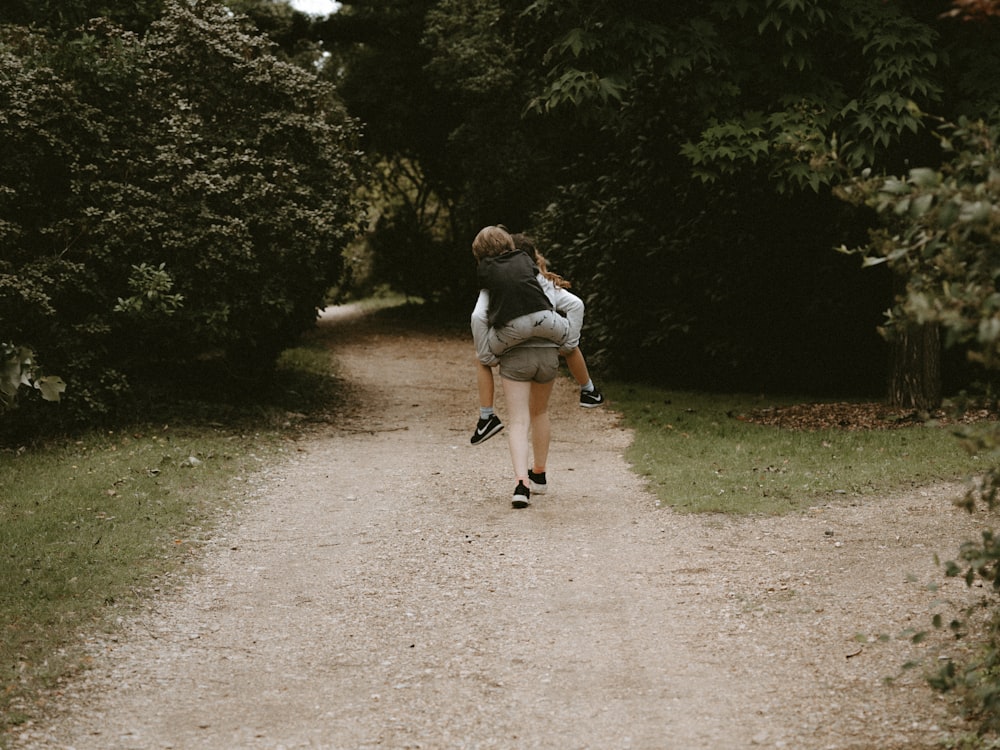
[471,274,584,365]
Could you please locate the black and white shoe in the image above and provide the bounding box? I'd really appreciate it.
[471,414,504,445]
[579,388,605,408]
[528,469,547,495]
[512,481,531,509]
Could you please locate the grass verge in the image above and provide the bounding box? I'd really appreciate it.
[612,385,983,514]
[0,336,344,742]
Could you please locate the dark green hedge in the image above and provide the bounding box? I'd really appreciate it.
[0,1,367,432]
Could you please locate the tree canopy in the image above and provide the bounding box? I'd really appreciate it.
[320,0,1000,396]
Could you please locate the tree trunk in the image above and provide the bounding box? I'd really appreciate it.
[888,322,941,410]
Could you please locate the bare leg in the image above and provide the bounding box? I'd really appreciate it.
[563,347,590,388]
[500,377,532,483]
[529,381,553,473]
[500,377,555,479]
[471,358,504,446]
[566,347,604,407]
[476,357,495,409]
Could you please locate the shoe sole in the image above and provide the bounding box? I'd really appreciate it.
[471,424,504,445]
[512,485,531,508]
[529,483,547,494]
[579,401,604,408]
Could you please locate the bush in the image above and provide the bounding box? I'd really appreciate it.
[844,115,1000,732]
[0,1,367,435]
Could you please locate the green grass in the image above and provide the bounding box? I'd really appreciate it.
[0,338,344,740]
[612,385,984,514]
[0,428,277,733]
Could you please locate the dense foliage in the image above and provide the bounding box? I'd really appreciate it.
[839,118,1000,370]
[0,0,165,33]
[0,345,65,411]
[317,0,537,304]
[5,0,994,410]
[321,0,1000,395]
[0,1,366,433]
[842,116,1000,727]
[520,0,968,392]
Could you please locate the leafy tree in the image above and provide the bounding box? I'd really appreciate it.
[316,0,462,300]
[0,24,115,421]
[320,0,1000,395]
[842,115,1000,729]
[0,1,366,431]
[839,116,1000,396]
[320,0,557,304]
[130,2,366,364]
[514,0,1000,399]
[0,0,165,32]
[226,0,326,69]
[505,2,910,388]
[318,0,452,197]
[421,0,550,231]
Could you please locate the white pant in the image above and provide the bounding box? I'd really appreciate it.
[486,309,570,357]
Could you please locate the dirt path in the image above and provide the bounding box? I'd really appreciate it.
[13,307,991,749]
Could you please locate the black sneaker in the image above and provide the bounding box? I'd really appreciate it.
[528,469,547,495]
[579,388,605,408]
[471,414,504,445]
[512,481,531,508]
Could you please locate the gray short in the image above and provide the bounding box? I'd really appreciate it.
[499,345,559,383]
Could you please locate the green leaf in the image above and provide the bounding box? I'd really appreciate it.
[909,167,938,188]
[35,376,67,402]
[910,193,934,217]
[560,28,591,58]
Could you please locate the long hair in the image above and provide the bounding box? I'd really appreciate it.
[512,233,571,289]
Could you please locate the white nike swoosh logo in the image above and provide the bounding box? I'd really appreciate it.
[476,424,491,436]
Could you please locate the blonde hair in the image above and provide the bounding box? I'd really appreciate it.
[472,226,514,261]
[511,233,572,289]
